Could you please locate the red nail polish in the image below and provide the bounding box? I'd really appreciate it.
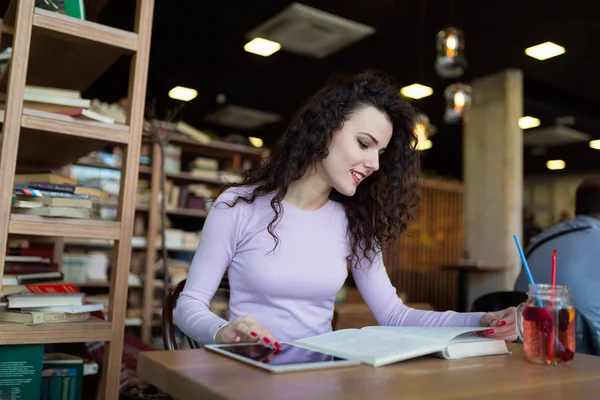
[250,332,258,337]
[262,359,269,363]
[273,350,281,356]
[484,329,495,334]
[498,321,506,327]
[263,337,271,344]
[274,342,281,350]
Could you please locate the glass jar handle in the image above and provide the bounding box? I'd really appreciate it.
[516,303,526,342]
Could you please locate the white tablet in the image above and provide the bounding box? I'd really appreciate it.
[205,342,361,373]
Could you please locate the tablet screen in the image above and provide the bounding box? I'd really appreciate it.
[216,343,348,366]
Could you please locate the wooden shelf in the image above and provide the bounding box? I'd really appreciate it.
[76,157,153,174]
[76,159,226,186]
[1,108,129,171]
[0,317,112,344]
[163,171,223,185]
[0,0,154,397]
[165,207,208,218]
[101,201,208,218]
[0,5,135,92]
[143,133,266,159]
[74,280,163,289]
[32,8,138,51]
[22,109,129,143]
[9,214,121,239]
[135,204,207,218]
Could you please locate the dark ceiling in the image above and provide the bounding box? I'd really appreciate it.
[25,1,600,179]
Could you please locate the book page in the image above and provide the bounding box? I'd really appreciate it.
[362,326,487,345]
[447,332,495,344]
[294,329,445,365]
[294,326,490,366]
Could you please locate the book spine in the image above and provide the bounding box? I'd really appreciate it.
[14,188,91,199]
[0,344,44,399]
[64,0,85,19]
[25,283,80,294]
[18,276,64,285]
[38,312,90,324]
[5,262,59,274]
[6,247,54,257]
[27,182,77,193]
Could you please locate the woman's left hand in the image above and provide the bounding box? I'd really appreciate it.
[478,307,518,342]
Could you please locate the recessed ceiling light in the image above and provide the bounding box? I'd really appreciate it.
[400,84,433,100]
[519,116,540,129]
[244,37,281,57]
[590,140,600,150]
[525,41,565,60]
[546,159,565,170]
[168,86,198,101]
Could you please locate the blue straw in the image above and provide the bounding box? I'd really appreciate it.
[513,234,565,353]
[513,234,543,307]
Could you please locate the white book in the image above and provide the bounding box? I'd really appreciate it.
[26,303,104,314]
[7,293,84,309]
[293,326,510,367]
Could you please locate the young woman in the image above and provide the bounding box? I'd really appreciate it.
[174,71,517,349]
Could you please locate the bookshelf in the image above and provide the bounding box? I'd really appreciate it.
[0,1,154,399]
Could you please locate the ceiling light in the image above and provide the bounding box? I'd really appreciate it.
[435,27,467,78]
[519,116,540,129]
[400,84,433,100]
[589,140,600,150]
[168,86,198,102]
[443,83,472,124]
[248,137,264,148]
[546,159,565,170]
[413,113,435,151]
[525,42,565,60]
[244,37,281,57]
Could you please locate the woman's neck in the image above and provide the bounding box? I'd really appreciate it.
[284,169,331,211]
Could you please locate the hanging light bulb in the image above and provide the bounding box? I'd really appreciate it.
[443,83,472,124]
[435,27,467,78]
[413,113,436,151]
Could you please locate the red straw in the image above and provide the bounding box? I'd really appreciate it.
[551,248,557,288]
[548,249,557,362]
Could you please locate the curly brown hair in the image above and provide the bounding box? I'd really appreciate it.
[221,70,421,269]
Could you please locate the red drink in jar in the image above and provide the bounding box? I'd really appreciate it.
[517,284,576,365]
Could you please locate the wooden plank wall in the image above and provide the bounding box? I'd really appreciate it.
[383,178,464,311]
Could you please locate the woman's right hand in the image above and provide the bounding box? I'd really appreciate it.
[215,314,281,350]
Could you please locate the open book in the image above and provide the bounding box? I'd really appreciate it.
[293,326,510,367]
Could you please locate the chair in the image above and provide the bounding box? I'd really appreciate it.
[575,310,600,356]
[470,291,528,313]
[162,276,230,350]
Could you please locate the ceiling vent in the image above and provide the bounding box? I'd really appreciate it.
[246,3,376,59]
[203,104,281,130]
[523,118,590,147]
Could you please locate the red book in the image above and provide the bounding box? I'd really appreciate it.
[25,283,80,294]
[54,108,115,124]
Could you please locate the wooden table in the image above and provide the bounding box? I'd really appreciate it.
[137,343,600,399]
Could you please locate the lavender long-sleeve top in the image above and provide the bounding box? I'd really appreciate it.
[174,186,484,345]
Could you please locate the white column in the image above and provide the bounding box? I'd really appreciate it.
[463,69,523,307]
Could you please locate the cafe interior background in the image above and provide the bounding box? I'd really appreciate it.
[0,0,598,398]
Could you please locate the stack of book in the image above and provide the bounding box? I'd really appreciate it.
[11,172,109,219]
[0,85,115,123]
[3,248,63,287]
[0,283,103,325]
